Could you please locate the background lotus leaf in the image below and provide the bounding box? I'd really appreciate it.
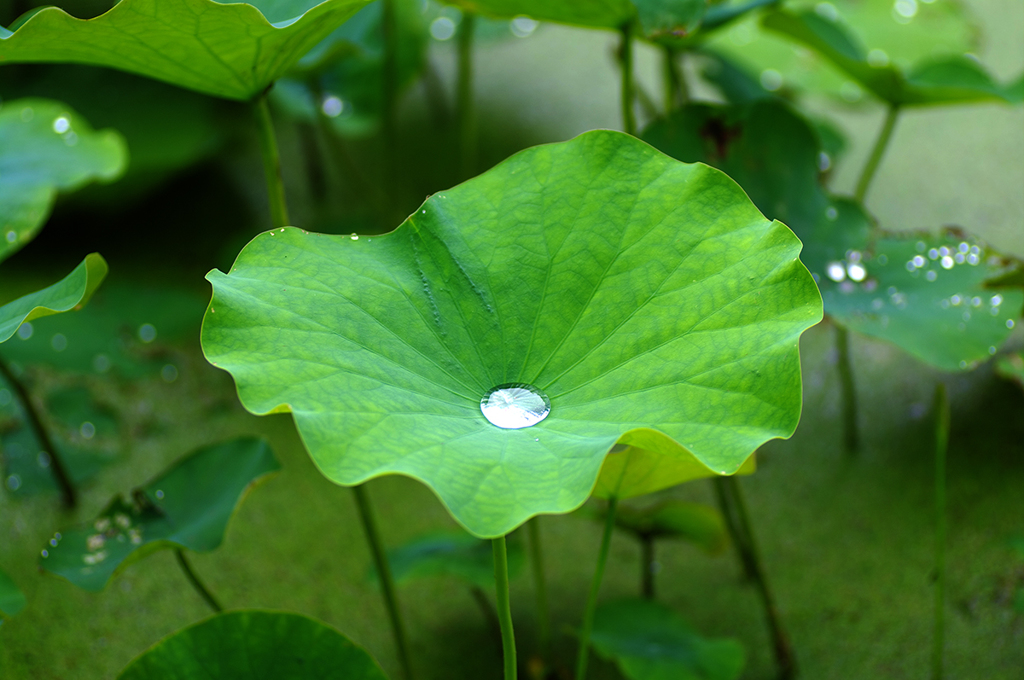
[40,437,279,591]
[0,0,373,100]
[438,0,634,29]
[590,598,746,680]
[373,530,524,590]
[117,610,389,679]
[0,253,108,344]
[0,565,26,617]
[202,130,821,537]
[0,98,126,262]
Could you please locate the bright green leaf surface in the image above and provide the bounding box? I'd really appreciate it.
[821,232,1023,372]
[374,530,523,590]
[0,254,108,344]
[590,598,746,680]
[0,0,373,100]
[118,610,389,680]
[610,499,728,553]
[760,9,1020,106]
[40,437,279,591]
[0,99,125,262]
[202,130,821,537]
[0,565,26,618]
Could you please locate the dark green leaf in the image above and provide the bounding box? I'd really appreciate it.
[0,0,374,100]
[0,565,26,618]
[0,254,109,344]
[995,352,1024,391]
[440,0,635,29]
[373,530,523,590]
[590,598,745,680]
[0,98,125,262]
[118,610,389,679]
[201,130,821,537]
[40,437,279,591]
[633,0,707,42]
[611,499,728,553]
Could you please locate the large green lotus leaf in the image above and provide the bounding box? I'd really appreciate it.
[759,9,1020,106]
[118,610,389,680]
[202,130,821,538]
[40,437,279,592]
[0,0,373,101]
[0,565,26,618]
[372,530,524,590]
[0,99,126,262]
[590,598,745,680]
[0,254,108,344]
[821,231,1023,372]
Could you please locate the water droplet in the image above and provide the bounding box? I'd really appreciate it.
[950,295,962,306]
[155,490,164,499]
[912,255,926,268]
[825,206,838,220]
[967,253,979,265]
[826,261,846,282]
[6,474,21,491]
[41,549,48,558]
[480,383,551,429]
[971,297,982,307]
[17,322,33,340]
[430,16,457,40]
[93,354,112,373]
[989,346,997,355]
[161,364,178,383]
[818,152,831,172]
[954,252,965,264]
[63,131,78,146]
[814,2,839,21]
[959,360,967,369]
[928,248,939,260]
[5,230,15,243]
[510,15,538,38]
[991,294,1003,306]
[847,263,867,282]
[80,421,96,439]
[940,256,954,270]
[867,49,889,67]
[925,270,937,282]
[893,0,917,21]
[49,538,58,547]
[138,323,157,343]
[52,116,70,134]
[350,233,359,241]
[51,333,67,352]
[87,534,105,552]
[915,241,927,253]
[1008,319,1016,329]
[321,95,344,118]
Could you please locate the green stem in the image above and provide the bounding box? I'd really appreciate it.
[174,549,222,613]
[712,477,756,582]
[353,485,415,680]
[526,517,551,656]
[640,534,655,599]
[724,476,797,680]
[619,23,636,136]
[932,383,950,680]
[662,46,677,116]
[0,354,75,509]
[854,104,900,203]
[492,536,517,680]
[836,325,860,455]
[254,94,290,228]
[575,497,618,680]
[457,11,477,179]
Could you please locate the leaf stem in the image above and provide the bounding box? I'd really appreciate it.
[575,496,618,680]
[174,549,222,613]
[457,11,477,179]
[526,517,551,656]
[0,354,75,509]
[352,484,415,680]
[619,23,636,136]
[854,104,900,204]
[932,383,950,680]
[640,534,655,599]
[721,476,797,680]
[662,46,688,115]
[492,535,517,680]
[836,325,860,455]
[253,94,290,228]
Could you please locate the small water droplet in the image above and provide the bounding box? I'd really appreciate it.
[51,333,67,352]
[138,323,157,343]
[350,233,359,241]
[1008,319,1016,329]
[940,256,954,270]
[161,364,178,383]
[155,490,164,499]
[52,116,70,134]
[41,549,48,558]
[989,346,997,355]
[6,474,21,491]
[5,230,16,243]
[925,270,937,282]
[80,421,95,439]
[959,360,967,369]
[480,383,551,429]
[826,261,846,282]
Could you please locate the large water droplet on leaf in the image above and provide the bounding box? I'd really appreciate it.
[480,383,551,429]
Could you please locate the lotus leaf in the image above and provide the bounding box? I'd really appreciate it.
[40,437,279,591]
[0,0,373,100]
[0,254,108,344]
[374,531,524,590]
[0,566,26,617]
[118,610,389,679]
[0,98,125,262]
[609,499,728,553]
[590,598,745,680]
[202,130,821,537]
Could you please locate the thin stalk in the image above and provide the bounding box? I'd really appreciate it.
[0,354,75,508]
[619,23,636,136]
[724,476,797,680]
[640,535,655,599]
[526,517,551,656]
[492,536,517,680]
[174,549,222,613]
[381,0,399,184]
[836,325,860,455]
[352,485,415,680]
[854,104,900,203]
[253,94,290,228]
[932,383,950,680]
[457,11,477,179]
[712,476,756,582]
[575,497,619,680]
[661,46,688,115]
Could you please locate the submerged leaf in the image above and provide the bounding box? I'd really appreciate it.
[202,130,821,537]
[40,437,279,591]
[590,598,745,680]
[118,610,388,679]
[0,0,373,100]
[0,254,108,344]
[0,565,27,617]
[0,98,126,262]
